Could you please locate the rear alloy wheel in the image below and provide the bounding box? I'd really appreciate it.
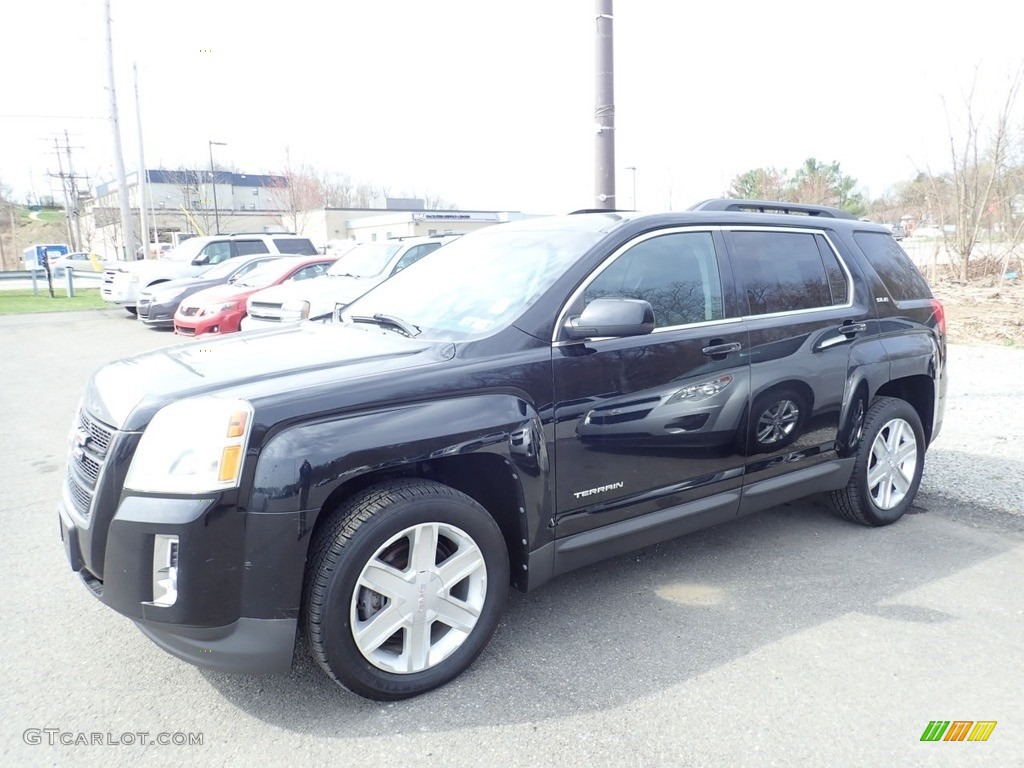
[303,479,509,700]
[829,396,925,526]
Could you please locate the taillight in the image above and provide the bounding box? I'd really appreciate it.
[930,298,946,336]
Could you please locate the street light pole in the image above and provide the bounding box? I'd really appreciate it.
[208,140,226,235]
[625,165,637,210]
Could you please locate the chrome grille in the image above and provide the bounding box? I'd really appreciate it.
[66,410,116,521]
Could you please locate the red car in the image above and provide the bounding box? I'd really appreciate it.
[173,254,338,337]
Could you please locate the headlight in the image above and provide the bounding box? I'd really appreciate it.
[280,300,310,321]
[200,301,240,316]
[125,398,254,493]
[664,374,734,405]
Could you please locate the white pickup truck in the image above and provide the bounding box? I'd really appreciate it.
[101,233,318,315]
[240,235,458,329]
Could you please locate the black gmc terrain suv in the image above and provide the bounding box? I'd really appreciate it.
[60,200,947,699]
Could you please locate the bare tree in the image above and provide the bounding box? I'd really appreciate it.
[928,65,1023,281]
[265,150,328,235]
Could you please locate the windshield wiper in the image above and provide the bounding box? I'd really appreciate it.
[350,313,420,337]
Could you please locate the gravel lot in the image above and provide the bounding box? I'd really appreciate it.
[922,344,1024,515]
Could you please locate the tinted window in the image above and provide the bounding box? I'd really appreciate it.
[291,263,329,281]
[235,240,270,256]
[853,231,933,300]
[815,235,850,304]
[583,231,724,328]
[730,231,841,315]
[393,243,442,274]
[201,241,232,264]
[273,238,318,255]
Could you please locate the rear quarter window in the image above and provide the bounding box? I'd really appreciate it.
[853,231,933,300]
[273,238,318,255]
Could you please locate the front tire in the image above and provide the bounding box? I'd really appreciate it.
[303,479,509,700]
[829,397,925,526]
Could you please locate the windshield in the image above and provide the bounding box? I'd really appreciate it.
[343,225,602,340]
[203,255,276,280]
[161,238,208,262]
[327,243,401,278]
[234,258,303,288]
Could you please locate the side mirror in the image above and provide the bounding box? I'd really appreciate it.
[191,255,209,266]
[564,298,655,340]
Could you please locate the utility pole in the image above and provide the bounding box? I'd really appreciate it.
[64,130,86,250]
[49,137,76,250]
[134,63,149,256]
[594,0,616,210]
[105,0,136,260]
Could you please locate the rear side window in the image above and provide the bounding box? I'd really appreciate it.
[235,240,270,256]
[853,231,933,300]
[273,238,318,255]
[730,230,847,315]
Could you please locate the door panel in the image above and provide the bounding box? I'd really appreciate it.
[723,228,875,482]
[552,229,749,538]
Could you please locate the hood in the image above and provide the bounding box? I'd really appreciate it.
[145,275,219,299]
[250,273,376,306]
[84,322,456,431]
[181,283,251,307]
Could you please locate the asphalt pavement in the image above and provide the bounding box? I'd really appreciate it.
[1,309,1021,767]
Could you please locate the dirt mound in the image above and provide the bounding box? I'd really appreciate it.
[933,278,1024,347]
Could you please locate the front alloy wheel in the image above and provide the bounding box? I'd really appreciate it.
[352,521,488,674]
[304,479,509,700]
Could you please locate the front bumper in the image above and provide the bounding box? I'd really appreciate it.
[137,297,177,326]
[101,273,140,305]
[174,309,245,337]
[58,489,311,675]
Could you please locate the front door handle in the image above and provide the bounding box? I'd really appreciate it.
[701,341,742,358]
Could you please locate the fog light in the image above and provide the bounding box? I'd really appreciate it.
[150,534,179,607]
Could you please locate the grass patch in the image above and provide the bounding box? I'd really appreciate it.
[0,288,108,315]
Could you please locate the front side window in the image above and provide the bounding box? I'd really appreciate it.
[730,230,845,315]
[201,241,232,264]
[582,231,724,328]
[393,243,442,274]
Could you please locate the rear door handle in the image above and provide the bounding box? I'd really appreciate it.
[838,322,867,336]
[702,341,742,357]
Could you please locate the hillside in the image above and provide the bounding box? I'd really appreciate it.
[0,209,73,271]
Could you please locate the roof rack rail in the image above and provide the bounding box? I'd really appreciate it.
[225,231,298,236]
[567,208,628,215]
[688,199,855,219]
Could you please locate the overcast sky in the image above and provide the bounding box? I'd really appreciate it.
[2,0,1021,214]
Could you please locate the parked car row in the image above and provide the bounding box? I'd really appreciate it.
[126,234,460,339]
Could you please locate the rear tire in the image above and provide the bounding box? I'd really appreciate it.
[303,478,509,700]
[829,397,925,526]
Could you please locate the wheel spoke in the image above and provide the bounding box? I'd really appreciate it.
[409,523,439,573]
[437,545,486,587]
[867,461,889,490]
[435,595,480,633]
[895,438,918,467]
[891,468,911,495]
[354,602,408,654]
[404,619,432,672]
[359,561,412,602]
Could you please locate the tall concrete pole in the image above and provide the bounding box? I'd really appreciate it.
[134,63,150,256]
[594,0,616,209]
[105,0,136,260]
